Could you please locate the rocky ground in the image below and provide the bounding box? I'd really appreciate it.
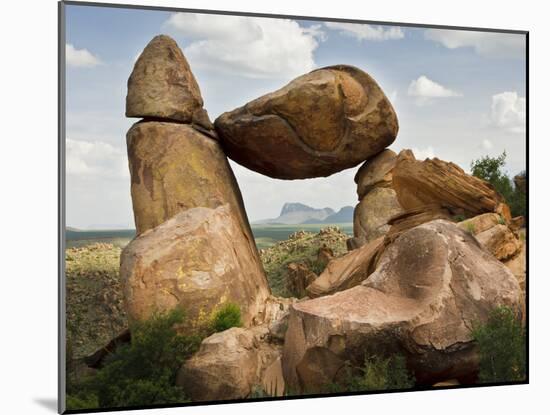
[259,226,348,297]
[65,243,127,360]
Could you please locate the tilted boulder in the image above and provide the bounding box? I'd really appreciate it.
[393,150,506,218]
[120,205,270,332]
[177,325,287,401]
[215,65,398,179]
[285,262,317,299]
[126,35,212,130]
[126,121,252,238]
[472,224,522,261]
[282,220,522,392]
[457,213,501,235]
[385,205,453,243]
[306,237,384,298]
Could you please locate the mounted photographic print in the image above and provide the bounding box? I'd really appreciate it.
[59,1,528,413]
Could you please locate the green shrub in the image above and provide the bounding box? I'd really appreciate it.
[470,152,526,218]
[498,215,506,225]
[67,307,202,409]
[472,306,526,383]
[210,303,242,333]
[466,223,476,235]
[348,354,415,391]
[453,214,466,223]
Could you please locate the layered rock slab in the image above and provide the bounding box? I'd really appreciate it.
[393,150,506,218]
[215,65,398,179]
[126,121,252,238]
[126,35,212,129]
[120,205,270,331]
[282,220,522,391]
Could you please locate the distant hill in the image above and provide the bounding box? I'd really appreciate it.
[254,202,335,225]
[253,202,353,225]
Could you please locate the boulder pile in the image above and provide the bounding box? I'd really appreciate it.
[115,34,526,401]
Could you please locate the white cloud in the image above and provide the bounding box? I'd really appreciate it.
[412,146,435,160]
[408,75,462,99]
[164,13,324,79]
[66,139,128,178]
[66,44,101,68]
[489,91,526,133]
[324,22,404,41]
[424,29,525,59]
[481,139,493,150]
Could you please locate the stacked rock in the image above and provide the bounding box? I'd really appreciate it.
[120,35,270,333]
[347,149,403,250]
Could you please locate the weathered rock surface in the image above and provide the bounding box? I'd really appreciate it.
[505,242,526,292]
[215,65,398,179]
[120,205,270,331]
[393,150,505,217]
[285,262,317,299]
[177,326,284,401]
[476,224,522,261]
[353,187,403,245]
[282,220,522,391]
[514,172,527,194]
[306,237,384,298]
[457,213,501,235]
[126,35,212,129]
[355,149,398,199]
[126,121,252,238]
[385,205,453,243]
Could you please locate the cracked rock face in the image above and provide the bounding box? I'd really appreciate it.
[120,205,270,333]
[214,65,398,179]
[282,220,523,391]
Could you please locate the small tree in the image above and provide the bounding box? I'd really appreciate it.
[348,354,415,391]
[472,306,526,383]
[471,152,526,218]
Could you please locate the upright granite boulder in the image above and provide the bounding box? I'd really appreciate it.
[126,35,212,130]
[120,205,270,331]
[121,35,270,330]
[126,121,252,239]
[348,149,403,249]
[215,65,398,179]
[282,220,522,391]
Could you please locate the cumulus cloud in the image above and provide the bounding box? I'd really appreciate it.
[163,13,324,79]
[66,44,101,67]
[324,22,404,41]
[424,29,525,59]
[412,146,436,160]
[66,139,128,178]
[408,75,462,99]
[489,91,526,133]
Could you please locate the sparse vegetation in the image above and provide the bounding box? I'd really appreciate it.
[472,306,526,383]
[259,227,348,296]
[471,152,526,218]
[348,354,415,391]
[453,214,466,223]
[66,307,202,410]
[210,303,242,333]
[466,222,476,235]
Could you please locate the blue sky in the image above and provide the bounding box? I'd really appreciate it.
[65,4,527,229]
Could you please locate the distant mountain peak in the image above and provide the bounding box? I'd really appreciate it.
[254,202,350,225]
[280,202,330,216]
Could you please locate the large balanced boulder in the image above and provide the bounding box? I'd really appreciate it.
[393,150,505,218]
[215,65,398,179]
[126,121,252,238]
[126,35,212,129]
[282,220,522,391]
[120,205,270,331]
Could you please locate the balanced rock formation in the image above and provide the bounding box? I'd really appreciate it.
[348,150,403,249]
[120,205,270,331]
[393,150,506,218]
[215,65,398,179]
[126,121,251,238]
[282,220,522,391]
[126,35,212,130]
[306,236,384,298]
